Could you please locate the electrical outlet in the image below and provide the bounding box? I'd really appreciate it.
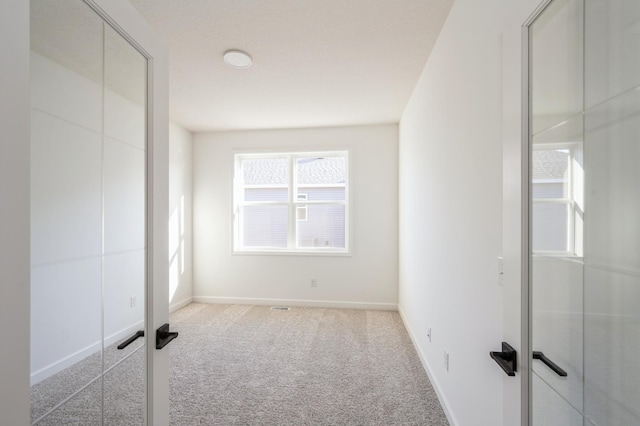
[130,295,137,308]
[310,278,318,288]
[497,256,504,286]
[444,350,450,371]
[427,327,432,342]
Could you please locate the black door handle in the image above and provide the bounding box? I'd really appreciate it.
[490,342,517,376]
[156,323,178,349]
[533,351,568,377]
[117,330,144,350]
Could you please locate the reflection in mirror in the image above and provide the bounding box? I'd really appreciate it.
[531,0,640,425]
[529,1,585,424]
[530,0,583,135]
[103,23,147,425]
[30,0,104,423]
[531,118,584,257]
[30,1,147,424]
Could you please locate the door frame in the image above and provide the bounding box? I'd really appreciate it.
[0,1,31,424]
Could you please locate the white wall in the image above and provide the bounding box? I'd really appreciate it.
[169,122,194,311]
[0,1,30,424]
[193,124,398,309]
[398,1,537,425]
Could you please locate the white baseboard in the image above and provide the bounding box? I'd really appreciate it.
[170,296,193,313]
[398,305,459,426]
[30,322,143,386]
[30,341,100,386]
[193,296,397,311]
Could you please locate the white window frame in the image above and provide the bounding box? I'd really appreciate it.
[296,193,308,222]
[531,143,583,257]
[233,151,350,255]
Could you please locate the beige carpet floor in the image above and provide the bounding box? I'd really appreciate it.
[32,303,449,425]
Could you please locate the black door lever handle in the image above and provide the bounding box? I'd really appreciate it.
[117,330,144,350]
[156,323,178,349]
[533,351,568,377]
[490,342,517,376]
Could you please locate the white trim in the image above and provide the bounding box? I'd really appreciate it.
[192,296,397,311]
[30,342,101,387]
[398,306,458,426]
[169,296,193,313]
[30,321,144,386]
[232,248,351,257]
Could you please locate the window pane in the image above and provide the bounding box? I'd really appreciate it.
[532,182,566,199]
[242,158,288,185]
[298,186,345,201]
[296,205,307,221]
[296,157,346,185]
[532,203,569,252]
[532,149,570,199]
[242,205,288,248]
[297,204,345,249]
[244,187,288,202]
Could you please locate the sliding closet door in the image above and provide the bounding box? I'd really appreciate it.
[30,1,148,424]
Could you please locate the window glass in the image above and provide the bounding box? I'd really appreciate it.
[234,152,348,253]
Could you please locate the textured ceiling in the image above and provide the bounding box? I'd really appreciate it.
[129,0,453,132]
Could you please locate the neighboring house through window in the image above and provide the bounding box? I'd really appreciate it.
[233,151,349,254]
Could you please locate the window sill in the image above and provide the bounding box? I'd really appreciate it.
[233,249,351,257]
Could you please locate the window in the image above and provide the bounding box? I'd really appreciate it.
[233,151,349,254]
[531,144,583,256]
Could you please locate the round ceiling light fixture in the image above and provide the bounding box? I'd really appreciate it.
[223,49,252,69]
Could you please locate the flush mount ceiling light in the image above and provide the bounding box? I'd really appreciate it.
[223,50,252,69]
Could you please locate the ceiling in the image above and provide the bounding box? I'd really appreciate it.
[129,0,453,133]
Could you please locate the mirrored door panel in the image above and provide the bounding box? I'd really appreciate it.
[530,1,585,424]
[583,76,640,426]
[103,22,147,425]
[30,1,147,424]
[30,1,104,423]
[530,0,640,425]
